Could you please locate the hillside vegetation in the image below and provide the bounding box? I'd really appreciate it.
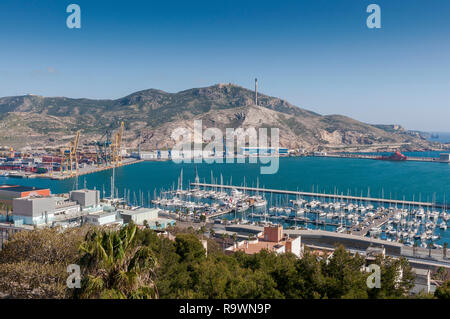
[0,84,433,151]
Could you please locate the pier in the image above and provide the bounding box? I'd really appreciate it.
[35,159,144,180]
[190,182,445,208]
[318,153,449,163]
[350,210,395,236]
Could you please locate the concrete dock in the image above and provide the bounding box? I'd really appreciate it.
[37,159,143,180]
[318,153,449,163]
[191,182,445,208]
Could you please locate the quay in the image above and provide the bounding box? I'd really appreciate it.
[207,207,234,219]
[209,208,340,228]
[191,183,446,208]
[318,153,449,163]
[4,159,144,180]
[350,210,395,236]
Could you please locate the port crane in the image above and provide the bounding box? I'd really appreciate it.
[95,121,125,167]
[95,130,113,167]
[60,130,81,176]
[111,121,125,167]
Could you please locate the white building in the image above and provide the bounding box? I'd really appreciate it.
[85,211,121,226]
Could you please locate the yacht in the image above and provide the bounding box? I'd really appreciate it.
[336,225,346,233]
[253,199,267,208]
[236,202,249,212]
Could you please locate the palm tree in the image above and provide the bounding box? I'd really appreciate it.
[75,224,158,299]
[231,233,238,247]
[413,242,418,257]
[444,242,448,259]
[428,242,432,258]
[221,233,229,251]
[198,226,207,239]
[155,221,161,229]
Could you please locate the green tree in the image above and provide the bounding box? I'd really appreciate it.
[443,242,448,259]
[0,226,86,298]
[294,249,326,298]
[432,267,448,282]
[322,246,368,298]
[231,233,238,245]
[174,233,206,263]
[198,226,207,240]
[435,280,450,299]
[74,224,158,299]
[221,233,229,251]
[413,242,418,257]
[368,255,415,299]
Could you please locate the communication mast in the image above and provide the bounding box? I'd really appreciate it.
[255,78,258,106]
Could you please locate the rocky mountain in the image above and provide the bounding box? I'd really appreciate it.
[0,83,436,152]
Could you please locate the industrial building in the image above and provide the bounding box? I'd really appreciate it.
[85,210,121,226]
[69,189,100,208]
[0,184,50,205]
[119,207,158,225]
[12,195,56,225]
[1,184,174,232]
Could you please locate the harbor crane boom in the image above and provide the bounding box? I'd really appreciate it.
[61,130,81,177]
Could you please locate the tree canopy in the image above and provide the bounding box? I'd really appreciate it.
[0,224,442,299]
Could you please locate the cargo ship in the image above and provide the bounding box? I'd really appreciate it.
[375,151,407,161]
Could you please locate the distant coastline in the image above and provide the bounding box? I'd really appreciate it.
[425,132,450,144]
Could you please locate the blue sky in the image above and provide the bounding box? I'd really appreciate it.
[0,0,449,131]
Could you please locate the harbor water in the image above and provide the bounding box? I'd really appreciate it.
[1,156,449,245]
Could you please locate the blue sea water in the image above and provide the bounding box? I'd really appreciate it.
[1,156,449,203]
[1,156,449,244]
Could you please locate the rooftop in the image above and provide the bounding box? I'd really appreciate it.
[234,240,282,254]
[119,207,159,216]
[0,184,49,193]
[70,188,98,194]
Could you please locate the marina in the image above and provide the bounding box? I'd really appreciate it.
[2,156,449,249]
[146,166,450,249]
[190,182,448,208]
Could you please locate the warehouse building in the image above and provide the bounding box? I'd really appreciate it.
[85,210,121,226]
[12,195,56,225]
[70,189,100,209]
[0,184,50,205]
